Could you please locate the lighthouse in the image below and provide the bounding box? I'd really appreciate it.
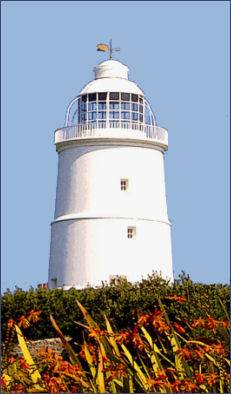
[48,46,173,289]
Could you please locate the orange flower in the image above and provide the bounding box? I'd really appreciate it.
[177,346,192,360]
[196,372,204,384]
[138,313,151,326]
[27,309,42,323]
[191,317,206,328]
[206,372,218,386]
[166,294,187,304]
[19,357,29,369]
[171,379,181,392]
[181,380,197,392]
[222,320,230,329]
[18,315,30,329]
[174,322,185,334]
[9,356,16,364]
[115,330,130,344]
[206,316,218,332]
[151,310,169,333]
[156,369,167,380]
[7,319,15,329]
[210,343,225,355]
[88,328,105,339]
[193,348,205,359]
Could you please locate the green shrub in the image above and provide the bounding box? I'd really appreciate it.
[1,272,230,345]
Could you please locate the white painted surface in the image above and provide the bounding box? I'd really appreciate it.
[49,218,173,288]
[49,144,173,288]
[48,58,173,289]
[94,60,129,79]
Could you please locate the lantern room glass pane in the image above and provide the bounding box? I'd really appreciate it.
[89,93,96,102]
[131,94,138,102]
[121,93,130,101]
[98,102,106,110]
[121,112,130,120]
[121,102,130,110]
[110,111,119,119]
[109,92,119,100]
[98,92,107,100]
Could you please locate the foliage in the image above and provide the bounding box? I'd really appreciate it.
[1,272,230,345]
[1,296,230,393]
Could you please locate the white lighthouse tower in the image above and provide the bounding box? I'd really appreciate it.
[48,47,173,289]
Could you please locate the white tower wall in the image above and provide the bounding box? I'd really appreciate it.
[49,143,173,288]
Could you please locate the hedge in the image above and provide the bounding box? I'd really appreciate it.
[1,272,230,346]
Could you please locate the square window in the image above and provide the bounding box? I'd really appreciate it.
[139,114,143,122]
[110,111,119,119]
[127,227,136,239]
[98,102,106,110]
[132,103,138,111]
[132,112,138,121]
[98,92,107,101]
[98,112,106,119]
[121,112,130,120]
[131,94,138,102]
[121,178,128,191]
[121,92,130,101]
[109,102,120,110]
[88,102,97,111]
[109,92,119,100]
[121,102,130,110]
[81,94,87,102]
[88,93,96,102]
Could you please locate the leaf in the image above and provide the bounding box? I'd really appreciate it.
[104,314,120,357]
[50,314,80,366]
[83,340,96,379]
[15,325,42,386]
[96,350,105,393]
[121,343,149,391]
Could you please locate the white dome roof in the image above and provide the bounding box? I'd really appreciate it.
[80,59,144,96]
[94,59,129,79]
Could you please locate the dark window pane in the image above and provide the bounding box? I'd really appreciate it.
[88,102,97,111]
[81,102,86,111]
[121,93,130,101]
[109,111,119,119]
[109,92,119,100]
[139,97,143,104]
[92,112,97,120]
[109,102,120,109]
[81,95,87,102]
[88,112,93,120]
[131,94,138,102]
[81,113,87,121]
[139,114,143,122]
[98,102,106,110]
[121,102,130,110]
[98,92,107,100]
[132,103,138,111]
[121,112,130,120]
[98,112,106,119]
[89,93,96,102]
[139,105,143,113]
[132,112,138,120]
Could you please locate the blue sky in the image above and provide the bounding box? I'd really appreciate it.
[2,1,230,291]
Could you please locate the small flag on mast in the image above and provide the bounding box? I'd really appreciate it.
[97,43,109,52]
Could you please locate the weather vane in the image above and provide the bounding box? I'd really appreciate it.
[96,39,120,60]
